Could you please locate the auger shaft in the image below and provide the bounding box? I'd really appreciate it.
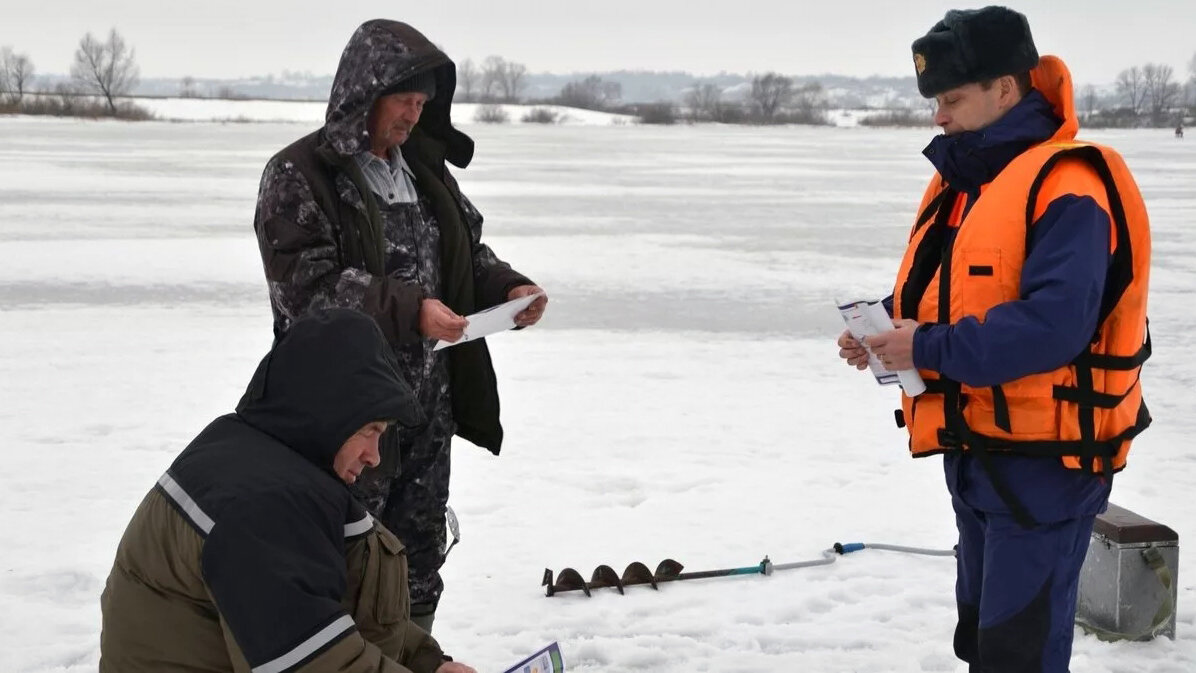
[543,541,955,597]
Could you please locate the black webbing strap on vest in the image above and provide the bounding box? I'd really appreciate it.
[990,385,1012,433]
[940,386,1039,529]
[1027,145,1148,483]
[1074,360,1107,479]
[1026,145,1135,329]
[1050,327,1153,481]
[929,189,1039,529]
[900,187,957,322]
[1073,324,1152,371]
[915,187,952,232]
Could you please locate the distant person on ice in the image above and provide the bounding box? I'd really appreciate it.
[836,6,1151,672]
[251,19,548,632]
[100,309,476,672]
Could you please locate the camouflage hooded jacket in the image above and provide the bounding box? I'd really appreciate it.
[252,20,531,454]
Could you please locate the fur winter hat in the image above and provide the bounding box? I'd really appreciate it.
[911,6,1039,97]
[381,70,437,101]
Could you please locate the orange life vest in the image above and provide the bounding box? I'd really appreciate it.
[892,56,1151,479]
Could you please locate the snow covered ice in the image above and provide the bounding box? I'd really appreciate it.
[1,113,1194,672]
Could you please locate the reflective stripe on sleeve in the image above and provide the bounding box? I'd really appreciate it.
[251,614,355,673]
[157,472,215,534]
[344,513,373,538]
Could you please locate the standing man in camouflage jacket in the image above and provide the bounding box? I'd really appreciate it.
[252,19,548,632]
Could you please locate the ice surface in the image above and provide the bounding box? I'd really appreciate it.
[1,115,1193,672]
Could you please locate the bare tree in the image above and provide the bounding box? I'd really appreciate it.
[685,82,723,122]
[1,47,35,104]
[12,53,35,102]
[749,72,794,122]
[600,79,621,107]
[1188,52,1196,110]
[216,85,247,100]
[457,58,478,102]
[179,75,199,98]
[480,55,506,102]
[557,75,621,111]
[71,28,139,114]
[54,81,77,114]
[499,61,527,102]
[1115,66,1146,115]
[1081,84,1097,121]
[0,47,12,104]
[792,82,826,115]
[1142,63,1180,121]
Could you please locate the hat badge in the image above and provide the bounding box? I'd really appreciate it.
[914,53,927,74]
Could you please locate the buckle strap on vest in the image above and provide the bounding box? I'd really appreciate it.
[1072,360,1114,480]
[991,385,1012,433]
[1073,322,1152,371]
[1052,385,1127,409]
[938,400,1149,463]
[950,434,1120,459]
[941,378,1038,529]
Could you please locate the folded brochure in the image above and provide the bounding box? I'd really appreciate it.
[837,299,925,396]
[500,642,565,673]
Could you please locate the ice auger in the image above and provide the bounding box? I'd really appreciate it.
[542,542,955,597]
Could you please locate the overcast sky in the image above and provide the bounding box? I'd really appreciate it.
[5,1,1194,86]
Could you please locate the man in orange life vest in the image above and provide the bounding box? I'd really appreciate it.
[837,6,1151,672]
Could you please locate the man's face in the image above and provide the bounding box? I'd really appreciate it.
[366,91,428,155]
[932,80,1009,135]
[333,421,388,485]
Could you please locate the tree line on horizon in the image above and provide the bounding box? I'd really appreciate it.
[1,29,149,119]
[3,30,1195,128]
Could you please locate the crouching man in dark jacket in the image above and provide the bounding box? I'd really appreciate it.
[99,309,477,673]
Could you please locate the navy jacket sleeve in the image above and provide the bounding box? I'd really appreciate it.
[913,194,1111,387]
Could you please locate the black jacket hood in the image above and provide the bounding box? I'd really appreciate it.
[324,19,474,168]
[235,309,423,470]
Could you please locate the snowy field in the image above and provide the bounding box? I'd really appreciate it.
[38,94,903,127]
[1,115,1194,673]
[139,96,636,126]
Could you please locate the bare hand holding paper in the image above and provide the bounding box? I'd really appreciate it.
[433,292,545,351]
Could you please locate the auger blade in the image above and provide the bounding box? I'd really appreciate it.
[621,561,658,589]
[654,558,685,581]
[542,566,590,597]
[590,564,624,594]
